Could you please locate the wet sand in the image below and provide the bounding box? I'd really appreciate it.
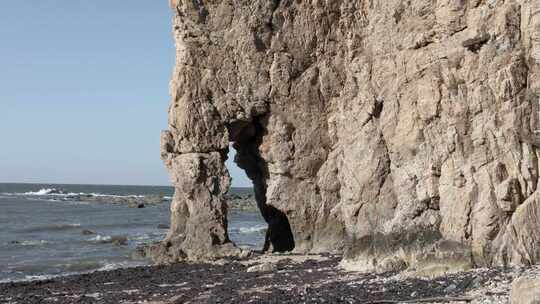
[0,253,529,304]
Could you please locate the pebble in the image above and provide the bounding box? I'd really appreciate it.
[1,256,540,304]
[444,284,457,292]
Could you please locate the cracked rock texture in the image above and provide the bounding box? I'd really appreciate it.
[511,276,540,304]
[156,0,540,270]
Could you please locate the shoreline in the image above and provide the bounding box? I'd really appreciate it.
[0,188,262,284]
[1,253,535,304]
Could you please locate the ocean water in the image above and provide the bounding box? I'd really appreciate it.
[0,183,265,282]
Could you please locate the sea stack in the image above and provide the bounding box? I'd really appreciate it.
[156,0,540,272]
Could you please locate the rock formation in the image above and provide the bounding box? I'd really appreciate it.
[511,276,540,304]
[155,0,540,271]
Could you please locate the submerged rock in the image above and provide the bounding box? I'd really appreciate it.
[128,202,145,209]
[60,194,164,208]
[111,236,128,246]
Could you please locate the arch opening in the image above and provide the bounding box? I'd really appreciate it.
[226,120,295,253]
[225,144,266,250]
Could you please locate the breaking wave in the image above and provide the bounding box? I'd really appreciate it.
[88,235,128,245]
[24,188,66,196]
[4,188,145,199]
[238,225,267,234]
[7,240,50,247]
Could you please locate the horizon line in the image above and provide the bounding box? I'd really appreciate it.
[0,181,253,188]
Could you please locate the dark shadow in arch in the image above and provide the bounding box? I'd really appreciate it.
[262,205,295,252]
[227,119,296,253]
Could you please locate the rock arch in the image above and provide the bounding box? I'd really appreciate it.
[152,0,540,271]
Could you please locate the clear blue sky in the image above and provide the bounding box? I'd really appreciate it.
[0,1,251,187]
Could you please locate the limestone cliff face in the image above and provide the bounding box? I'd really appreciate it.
[157,0,540,270]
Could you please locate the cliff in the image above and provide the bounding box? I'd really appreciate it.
[154,0,540,273]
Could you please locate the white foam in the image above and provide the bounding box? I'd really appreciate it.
[130,232,165,243]
[88,193,145,198]
[24,188,63,196]
[131,234,151,241]
[0,261,148,283]
[24,274,54,281]
[239,225,267,234]
[6,188,146,199]
[57,223,81,229]
[10,240,50,246]
[98,263,120,271]
[89,235,112,242]
[2,271,77,283]
[97,261,145,272]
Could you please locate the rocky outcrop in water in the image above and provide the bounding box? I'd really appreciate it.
[156,0,540,270]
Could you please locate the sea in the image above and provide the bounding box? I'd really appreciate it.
[0,183,266,282]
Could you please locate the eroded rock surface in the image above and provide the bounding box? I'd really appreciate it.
[511,276,540,304]
[156,0,540,270]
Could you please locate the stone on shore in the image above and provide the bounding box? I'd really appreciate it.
[246,262,276,273]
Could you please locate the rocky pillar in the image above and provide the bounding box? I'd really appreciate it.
[149,131,242,263]
[153,135,241,262]
[148,0,242,262]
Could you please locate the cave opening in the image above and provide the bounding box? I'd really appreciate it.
[226,121,295,253]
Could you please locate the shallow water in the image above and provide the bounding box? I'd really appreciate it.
[0,183,265,282]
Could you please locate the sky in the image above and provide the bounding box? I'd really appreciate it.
[0,1,251,187]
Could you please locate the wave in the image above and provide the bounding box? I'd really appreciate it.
[1,273,74,283]
[97,261,145,272]
[89,235,113,243]
[238,225,267,234]
[57,261,104,272]
[21,223,81,233]
[3,188,146,199]
[88,235,128,245]
[83,193,145,199]
[21,240,49,246]
[7,240,50,247]
[0,259,148,283]
[24,188,66,196]
[130,232,166,243]
[23,274,56,281]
